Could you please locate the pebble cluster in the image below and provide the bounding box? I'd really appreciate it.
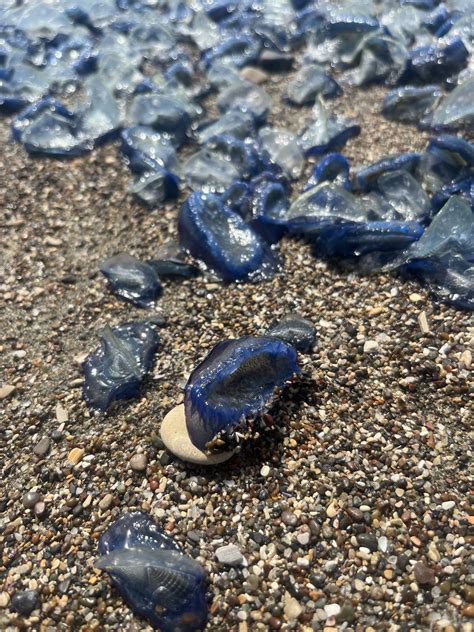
[0,40,473,632]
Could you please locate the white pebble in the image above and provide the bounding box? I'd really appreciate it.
[441,501,455,511]
[324,603,341,618]
[260,465,270,477]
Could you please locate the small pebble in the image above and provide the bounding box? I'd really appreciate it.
[325,603,341,618]
[414,562,436,586]
[215,544,245,567]
[129,453,147,472]
[33,437,50,458]
[441,501,455,511]
[67,447,85,465]
[10,590,39,616]
[284,591,303,620]
[99,493,114,511]
[260,464,270,477]
[0,385,15,399]
[22,491,42,509]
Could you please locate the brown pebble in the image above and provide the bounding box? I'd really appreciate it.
[414,562,436,586]
[0,384,16,399]
[268,616,282,629]
[462,605,474,618]
[67,447,85,465]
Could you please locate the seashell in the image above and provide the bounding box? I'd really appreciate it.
[184,336,299,452]
[266,313,316,352]
[100,253,162,307]
[82,322,159,411]
[178,191,277,282]
[96,512,207,631]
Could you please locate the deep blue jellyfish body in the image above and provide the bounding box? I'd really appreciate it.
[266,314,316,353]
[184,336,299,451]
[96,512,207,631]
[82,322,159,411]
[100,253,163,307]
[178,191,276,282]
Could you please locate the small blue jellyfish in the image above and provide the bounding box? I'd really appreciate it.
[96,512,207,631]
[184,336,299,452]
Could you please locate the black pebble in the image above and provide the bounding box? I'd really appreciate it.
[11,590,39,616]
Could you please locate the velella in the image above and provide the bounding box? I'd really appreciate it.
[96,512,207,632]
[178,191,276,282]
[99,253,163,307]
[82,322,160,411]
[184,336,299,452]
[266,313,316,352]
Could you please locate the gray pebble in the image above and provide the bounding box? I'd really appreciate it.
[215,544,245,566]
[23,491,42,509]
[33,437,51,458]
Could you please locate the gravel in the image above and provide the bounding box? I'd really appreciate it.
[0,77,472,631]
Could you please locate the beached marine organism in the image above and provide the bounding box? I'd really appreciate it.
[259,127,305,179]
[286,64,341,105]
[82,322,159,411]
[382,85,442,123]
[100,253,162,307]
[298,99,360,156]
[266,313,316,352]
[184,336,299,452]
[178,191,276,281]
[96,512,207,631]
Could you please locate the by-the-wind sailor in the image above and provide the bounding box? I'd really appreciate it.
[128,94,191,147]
[249,180,289,244]
[82,322,159,411]
[149,243,200,279]
[12,98,91,156]
[217,80,271,123]
[129,170,179,206]
[266,313,316,352]
[182,148,240,193]
[286,64,342,105]
[377,170,431,223]
[355,152,421,192]
[382,86,442,123]
[259,127,305,179]
[100,253,162,307]
[401,37,469,84]
[184,336,299,452]
[196,110,256,144]
[298,100,360,156]
[286,182,369,237]
[304,153,351,191]
[96,512,207,631]
[178,192,276,281]
[427,76,474,130]
[120,126,179,174]
[394,196,474,309]
[316,220,424,262]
